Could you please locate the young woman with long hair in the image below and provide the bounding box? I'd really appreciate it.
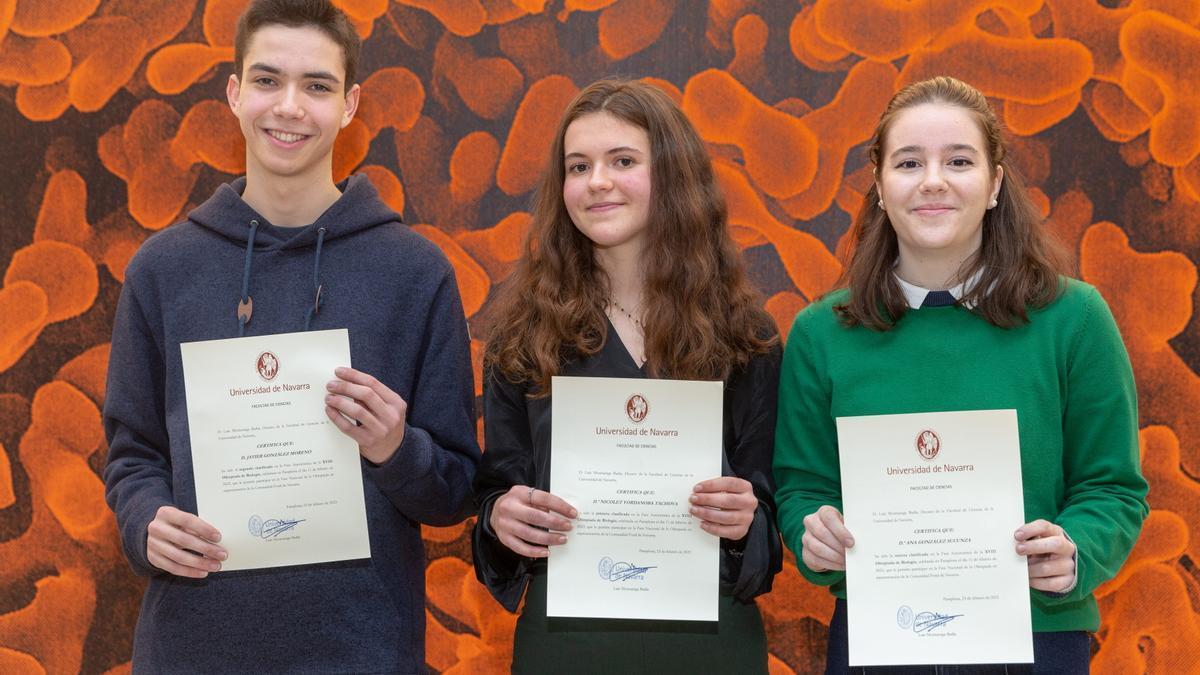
[773,76,1148,673]
[472,78,782,672]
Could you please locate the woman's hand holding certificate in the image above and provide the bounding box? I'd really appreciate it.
[801,505,1078,592]
[491,486,578,558]
[689,477,757,540]
[1016,519,1077,593]
[799,505,855,573]
[493,477,754,559]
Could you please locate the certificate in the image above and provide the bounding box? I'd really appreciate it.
[838,409,1033,666]
[180,329,370,571]
[547,376,722,621]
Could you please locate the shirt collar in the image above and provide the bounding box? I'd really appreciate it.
[894,267,985,309]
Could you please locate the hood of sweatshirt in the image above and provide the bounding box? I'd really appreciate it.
[188,174,400,248]
[187,174,402,334]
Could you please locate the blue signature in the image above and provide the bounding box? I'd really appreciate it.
[248,515,305,539]
[260,518,304,538]
[912,611,963,633]
[597,556,656,582]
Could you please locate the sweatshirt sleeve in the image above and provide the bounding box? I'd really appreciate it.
[102,271,174,577]
[361,268,481,525]
[773,310,846,587]
[470,369,536,612]
[723,344,785,601]
[1046,287,1148,604]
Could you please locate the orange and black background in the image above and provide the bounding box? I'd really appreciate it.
[1,1,1198,673]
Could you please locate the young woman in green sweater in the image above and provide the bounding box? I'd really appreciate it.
[773,76,1148,673]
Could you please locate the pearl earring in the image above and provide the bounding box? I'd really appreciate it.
[878,199,885,209]
[987,198,998,209]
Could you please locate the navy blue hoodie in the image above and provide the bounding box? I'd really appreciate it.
[103,175,480,673]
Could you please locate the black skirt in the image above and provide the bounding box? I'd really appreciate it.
[512,572,769,674]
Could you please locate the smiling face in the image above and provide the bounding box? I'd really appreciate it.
[876,102,1003,275]
[226,24,360,189]
[562,112,653,263]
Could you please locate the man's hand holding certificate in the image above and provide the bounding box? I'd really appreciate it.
[180,329,371,571]
[836,409,1034,667]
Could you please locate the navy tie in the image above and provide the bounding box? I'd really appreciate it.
[921,290,957,307]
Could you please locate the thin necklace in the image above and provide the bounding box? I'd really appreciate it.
[608,298,643,328]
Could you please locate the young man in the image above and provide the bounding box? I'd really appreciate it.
[102,1,480,671]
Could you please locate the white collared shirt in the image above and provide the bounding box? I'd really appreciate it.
[894,268,985,309]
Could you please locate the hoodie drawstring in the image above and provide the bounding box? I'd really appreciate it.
[236,219,259,336]
[303,226,327,331]
[236,222,327,335]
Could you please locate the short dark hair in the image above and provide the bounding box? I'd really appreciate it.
[233,0,361,90]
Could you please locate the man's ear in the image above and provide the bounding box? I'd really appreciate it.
[341,83,361,129]
[227,73,242,114]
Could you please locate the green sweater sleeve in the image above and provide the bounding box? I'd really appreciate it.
[773,308,846,586]
[1050,287,1149,603]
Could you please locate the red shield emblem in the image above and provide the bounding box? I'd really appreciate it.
[625,394,649,423]
[256,351,279,381]
[915,429,940,460]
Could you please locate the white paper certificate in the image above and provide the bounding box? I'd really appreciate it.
[180,329,370,571]
[547,376,722,621]
[837,409,1033,666]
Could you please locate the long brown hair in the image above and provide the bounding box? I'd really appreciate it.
[836,76,1067,330]
[485,79,776,395]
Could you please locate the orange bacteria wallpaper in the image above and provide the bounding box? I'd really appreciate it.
[1,0,1199,673]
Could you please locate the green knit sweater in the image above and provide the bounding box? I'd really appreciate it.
[774,279,1148,632]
